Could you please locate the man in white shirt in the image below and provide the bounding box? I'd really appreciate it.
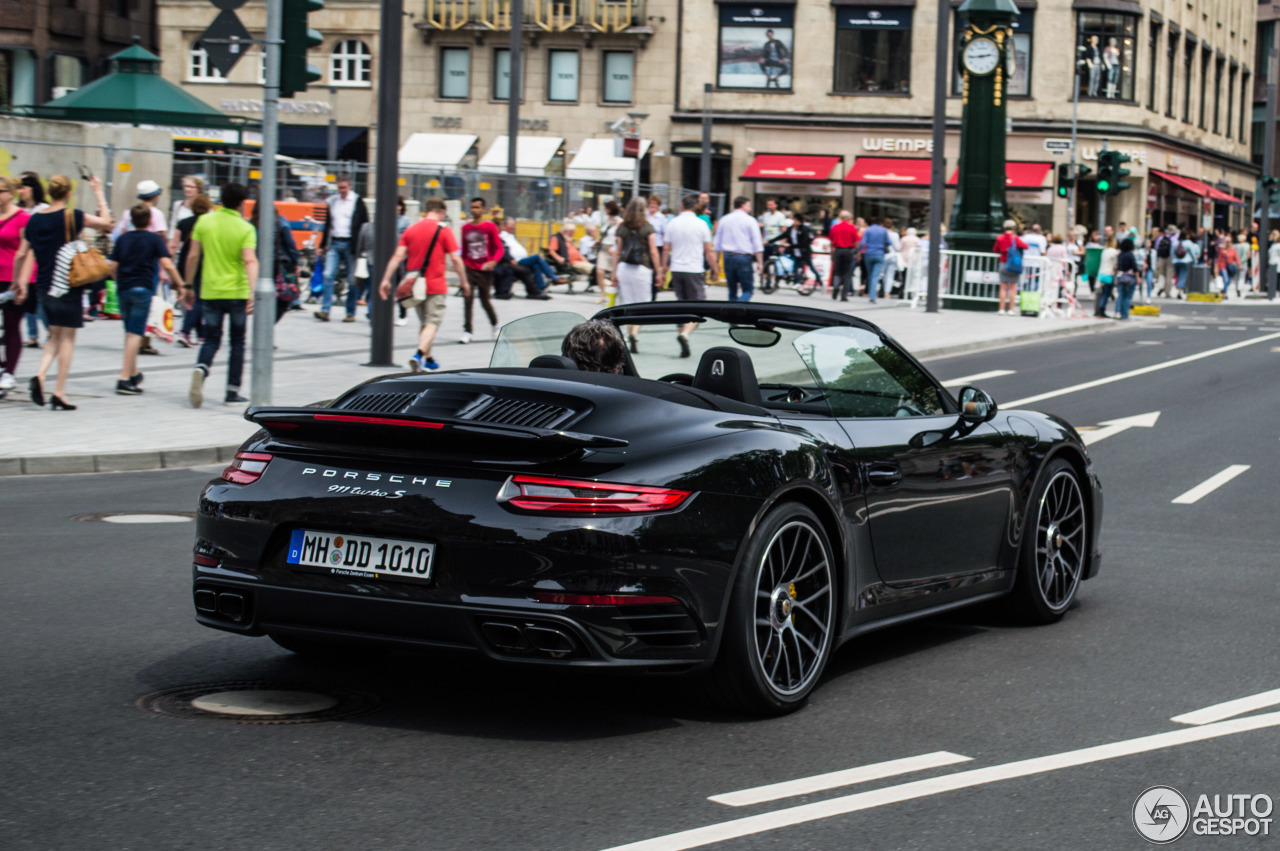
[1023,223,1048,258]
[757,198,791,243]
[663,194,716,356]
[317,175,369,321]
[713,196,764,301]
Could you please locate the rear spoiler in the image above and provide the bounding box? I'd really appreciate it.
[244,406,629,448]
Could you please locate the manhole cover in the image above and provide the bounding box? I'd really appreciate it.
[74,511,195,524]
[138,681,383,724]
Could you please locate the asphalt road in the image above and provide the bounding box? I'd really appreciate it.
[4,303,1279,851]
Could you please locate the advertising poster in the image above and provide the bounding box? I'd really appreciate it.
[718,6,795,89]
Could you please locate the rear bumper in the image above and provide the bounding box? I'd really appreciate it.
[194,575,715,669]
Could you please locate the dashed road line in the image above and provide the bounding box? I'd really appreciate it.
[1171,465,1251,504]
[708,752,971,807]
[600,711,1280,851]
[1178,325,1208,330]
[939,369,1015,387]
[1173,689,1280,726]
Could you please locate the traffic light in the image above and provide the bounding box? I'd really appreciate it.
[1096,150,1131,196]
[1263,175,1280,206]
[280,0,323,98]
[1057,163,1072,198]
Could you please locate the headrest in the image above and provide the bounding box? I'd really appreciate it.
[529,354,580,370]
[692,346,761,406]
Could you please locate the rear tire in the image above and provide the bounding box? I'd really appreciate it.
[1007,458,1088,624]
[700,504,837,715]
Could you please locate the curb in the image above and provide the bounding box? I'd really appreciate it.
[0,445,243,477]
[913,314,1137,360]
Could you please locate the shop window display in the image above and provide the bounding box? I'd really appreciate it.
[1077,12,1136,102]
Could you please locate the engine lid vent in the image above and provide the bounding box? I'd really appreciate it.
[338,392,418,414]
[462,397,576,430]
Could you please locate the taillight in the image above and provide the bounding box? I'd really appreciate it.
[500,475,691,515]
[220,452,273,484]
[193,553,220,567]
[313,414,444,429]
[534,592,680,606]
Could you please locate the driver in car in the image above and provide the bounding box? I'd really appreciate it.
[562,320,627,374]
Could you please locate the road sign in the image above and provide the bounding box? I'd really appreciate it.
[197,9,253,76]
[1147,185,1157,212]
[1043,139,1072,152]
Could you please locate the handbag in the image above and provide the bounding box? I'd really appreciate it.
[64,209,110,287]
[145,294,175,343]
[354,256,370,279]
[394,221,444,306]
[275,270,300,302]
[1004,240,1024,275]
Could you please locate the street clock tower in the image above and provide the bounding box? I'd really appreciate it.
[948,0,1020,254]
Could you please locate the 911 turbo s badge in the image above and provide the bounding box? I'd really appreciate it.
[301,467,445,498]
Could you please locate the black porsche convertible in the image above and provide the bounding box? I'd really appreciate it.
[193,302,1102,714]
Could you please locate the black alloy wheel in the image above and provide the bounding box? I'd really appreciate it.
[1009,458,1087,623]
[704,504,837,715]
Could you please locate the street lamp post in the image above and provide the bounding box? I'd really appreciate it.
[925,0,948,313]
[699,83,713,193]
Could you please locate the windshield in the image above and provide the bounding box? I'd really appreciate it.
[491,312,948,418]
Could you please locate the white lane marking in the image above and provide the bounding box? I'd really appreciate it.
[599,711,1280,851]
[100,513,193,524]
[1172,688,1280,726]
[1080,411,1160,446]
[939,369,1015,387]
[1218,326,1250,331]
[1171,465,1250,504]
[1178,325,1208,330]
[709,752,972,808]
[1005,331,1280,407]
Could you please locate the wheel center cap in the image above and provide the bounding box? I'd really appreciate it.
[1045,523,1061,558]
[771,587,793,627]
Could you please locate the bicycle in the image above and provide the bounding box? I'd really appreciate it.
[760,248,818,296]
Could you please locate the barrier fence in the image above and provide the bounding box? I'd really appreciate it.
[904,250,1079,314]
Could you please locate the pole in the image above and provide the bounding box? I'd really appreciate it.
[1096,138,1107,240]
[326,85,338,162]
[102,143,116,210]
[1069,55,1080,237]
[369,0,403,366]
[924,0,948,313]
[699,83,712,193]
[1262,47,1277,300]
[505,0,523,212]
[250,0,283,407]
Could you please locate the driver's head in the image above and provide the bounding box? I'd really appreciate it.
[562,320,627,375]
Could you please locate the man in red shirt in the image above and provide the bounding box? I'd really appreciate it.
[460,197,502,344]
[828,210,860,301]
[378,198,470,372]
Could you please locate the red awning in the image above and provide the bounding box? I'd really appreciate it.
[740,154,841,182]
[843,158,931,184]
[1151,169,1245,206]
[946,161,1053,188]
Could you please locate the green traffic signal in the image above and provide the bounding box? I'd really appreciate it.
[1056,163,1072,198]
[1097,177,1111,193]
[1110,150,1132,196]
[281,0,324,98]
[1096,151,1114,195]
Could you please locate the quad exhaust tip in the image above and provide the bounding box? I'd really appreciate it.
[480,620,580,658]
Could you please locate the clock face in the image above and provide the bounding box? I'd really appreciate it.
[963,38,1000,76]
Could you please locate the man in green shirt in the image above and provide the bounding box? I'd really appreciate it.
[184,182,258,408]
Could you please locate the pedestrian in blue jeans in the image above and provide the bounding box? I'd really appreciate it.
[316,175,369,321]
[108,203,185,395]
[860,218,890,302]
[712,196,764,302]
[1115,238,1138,319]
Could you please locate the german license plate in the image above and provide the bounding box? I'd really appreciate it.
[287,529,435,582]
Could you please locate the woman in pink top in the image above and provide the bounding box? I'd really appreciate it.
[0,176,32,396]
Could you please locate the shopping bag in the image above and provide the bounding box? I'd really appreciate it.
[146,294,176,343]
[1018,290,1042,315]
[310,256,325,294]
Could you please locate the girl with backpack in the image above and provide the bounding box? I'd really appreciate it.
[1172,228,1199,297]
[992,219,1027,315]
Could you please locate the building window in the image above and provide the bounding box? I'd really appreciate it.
[1241,71,1251,143]
[330,40,371,85]
[717,5,794,90]
[188,44,225,81]
[547,50,579,102]
[1199,47,1210,129]
[493,48,516,100]
[836,7,912,94]
[953,9,1030,97]
[601,50,634,103]
[0,48,38,109]
[1182,36,1193,123]
[1258,22,1275,85]
[1227,64,1236,141]
[1165,30,1177,116]
[1077,12,1135,101]
[1213,57,1223,135]
[1147,21,1160,111]
[439,47,470,99]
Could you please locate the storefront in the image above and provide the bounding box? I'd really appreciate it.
[740,153,844,219]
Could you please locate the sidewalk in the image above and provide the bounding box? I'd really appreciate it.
[1,285,1139,475]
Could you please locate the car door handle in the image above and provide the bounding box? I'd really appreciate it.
[866,465,902,486]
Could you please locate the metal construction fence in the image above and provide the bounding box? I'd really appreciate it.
[904,250,1079,314]
[0,135,723,227]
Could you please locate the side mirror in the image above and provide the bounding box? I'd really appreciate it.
[958,386,998,424]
